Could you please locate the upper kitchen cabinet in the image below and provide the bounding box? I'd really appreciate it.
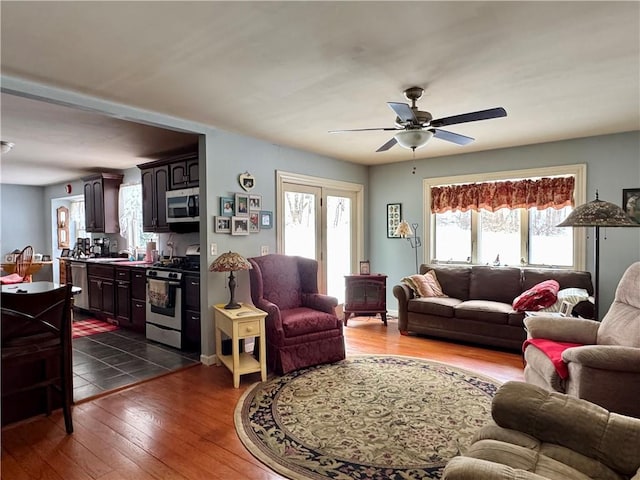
[139,147,199,233]
[83,173,124,233]
[140,164,171,233]
[169,152,199,190]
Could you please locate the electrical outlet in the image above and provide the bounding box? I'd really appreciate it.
[210,243,217,255]
[261,246,269,256]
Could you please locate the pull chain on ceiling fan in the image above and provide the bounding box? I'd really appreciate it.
[329,87,507,152]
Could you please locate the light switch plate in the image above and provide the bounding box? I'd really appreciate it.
[210,243,217,255]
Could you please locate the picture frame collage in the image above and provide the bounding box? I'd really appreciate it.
[215,193,273,235]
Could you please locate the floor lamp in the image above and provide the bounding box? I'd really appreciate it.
[395,220,422,274]
[557,192,639,320]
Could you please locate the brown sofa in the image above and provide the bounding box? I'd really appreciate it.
[443,381,640,480]
[393,264,594,351]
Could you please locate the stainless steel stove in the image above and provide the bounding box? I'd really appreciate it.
[146,266,184,349]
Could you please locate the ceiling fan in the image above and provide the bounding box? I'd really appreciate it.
[329,87,507,152]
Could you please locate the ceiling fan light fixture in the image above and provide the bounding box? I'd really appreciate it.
[394,130,433,150]
[1,141,15,154]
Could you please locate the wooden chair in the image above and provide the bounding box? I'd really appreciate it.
[16,245,34,282]
[0,245,34,284]
[1,284,73,433]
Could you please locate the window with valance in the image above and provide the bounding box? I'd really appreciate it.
[431,176,575,213]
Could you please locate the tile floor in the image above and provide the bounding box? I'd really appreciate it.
[72,321,200,402]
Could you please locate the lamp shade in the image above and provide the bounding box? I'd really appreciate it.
[557,196,639,227]
[394,220,413,238]
[209,251,252,272]
[394,129,433,150]
[209,251,251,309]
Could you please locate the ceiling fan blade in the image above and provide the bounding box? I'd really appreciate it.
[376,137,397,152]
[432,128,475,145]
[329,127,399,134]
[387,102,417,123]
[430,107,507,128]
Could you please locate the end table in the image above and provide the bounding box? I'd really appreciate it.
[213,303,267,388]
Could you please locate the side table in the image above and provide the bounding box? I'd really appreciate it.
[213,303,267,388]
[343,274,387,326]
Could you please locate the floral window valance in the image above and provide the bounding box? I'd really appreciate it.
[431,176,575,214]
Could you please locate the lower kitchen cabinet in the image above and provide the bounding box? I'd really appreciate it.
[130,268,147,333]
[115,267,131,325]
[183,273,201,352]
[87,264,116,318]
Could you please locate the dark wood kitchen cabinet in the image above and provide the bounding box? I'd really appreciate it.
[83,173,124,233]
[343,274,387,326]
[130,268,147,333]
[169,153,199,190]
[183,273,201,351]
[87,264,115,318]
[114,267,131,325]
[139,164,170,233]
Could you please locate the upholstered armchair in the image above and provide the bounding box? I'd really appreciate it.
[523,261,640,417]
[248,254,346,374]
[443,381,640,480]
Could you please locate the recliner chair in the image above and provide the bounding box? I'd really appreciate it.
[523,261,640,417]
[248,254,345,374]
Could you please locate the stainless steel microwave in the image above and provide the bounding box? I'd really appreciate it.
[166,187,199,223]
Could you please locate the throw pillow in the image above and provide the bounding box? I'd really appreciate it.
[401,276,420,296]
[539,288,590,314]
[408,270,447,298]
[512,279,560,312]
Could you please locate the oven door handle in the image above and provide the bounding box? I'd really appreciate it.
[147,280,182,287]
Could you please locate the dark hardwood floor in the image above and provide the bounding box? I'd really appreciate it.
[1,315,524,480]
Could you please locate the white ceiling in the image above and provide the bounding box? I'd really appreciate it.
[1,1,639,186]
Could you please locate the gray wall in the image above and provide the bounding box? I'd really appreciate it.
[0,184,52,281]
[369,131,640,319]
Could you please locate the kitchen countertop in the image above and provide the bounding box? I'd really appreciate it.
[62,257,153,268]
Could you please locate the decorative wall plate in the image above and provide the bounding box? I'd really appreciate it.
[239,172,255,191]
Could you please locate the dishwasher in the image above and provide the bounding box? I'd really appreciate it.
[70,262,89,310]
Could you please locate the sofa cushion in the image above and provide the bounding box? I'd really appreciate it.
[420,264,472,300]
[513,280,560,312]
[454,300,514,324]
[406,270,447,298]
[469,266,522,304]
[408,297,461,318]
[523,268,594,295]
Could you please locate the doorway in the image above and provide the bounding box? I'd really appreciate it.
[276,171,363,304]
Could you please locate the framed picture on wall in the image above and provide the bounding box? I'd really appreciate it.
[214,216,231,233]
[249,194,262,211]
[249,212,260,233]
[260,210,273,229]
[622,188,640,223]
[231,216,250,235]
[235,193,249,216]
[387,203,402,238]
[220,196,235,217]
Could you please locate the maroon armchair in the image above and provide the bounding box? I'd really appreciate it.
[248,254,345,374]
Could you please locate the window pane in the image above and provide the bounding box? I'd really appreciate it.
[283,191,316,259]
[434,210,471,262]
[478,208,521,266]
[529,206,573,266]
[326,195,351,303]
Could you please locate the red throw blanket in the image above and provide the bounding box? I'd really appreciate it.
[523,338,583,379]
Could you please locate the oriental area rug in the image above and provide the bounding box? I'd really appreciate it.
[234,355,501,480]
